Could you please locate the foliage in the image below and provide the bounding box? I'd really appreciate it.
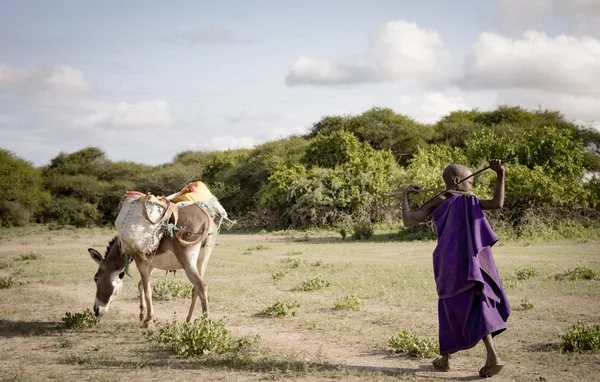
[281,257,308,268]
[351,220,374,240]
[271,270,288,281]
[151,280,194,301]
[146,315,259,357]
[520,297,534,310]
[388,330,438,358]
[333,294,364,310]
[515,267,539,281]
[0,149,46,226]
[554,267,599,281]
[0,276,21,289]
[38,197,101,227]
[561,322,600,352]
[61,309,100,329]
[296,274,331,291]
[260,300,300,317]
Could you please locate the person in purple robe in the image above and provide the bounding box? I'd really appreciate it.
[399,159,510,378]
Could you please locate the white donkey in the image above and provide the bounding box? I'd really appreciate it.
[88,203,216,325]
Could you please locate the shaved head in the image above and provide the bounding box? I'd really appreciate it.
[442,164,472,189]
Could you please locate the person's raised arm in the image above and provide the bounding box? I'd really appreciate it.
[399,185,441,227]
[479,159,505,210]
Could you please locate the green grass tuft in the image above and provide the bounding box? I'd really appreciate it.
[333,294,364,310]
[61,309,100,329]
[260,300,300,317]
[389,330,438,358]
[296,275,330,291]
[554,267,599,281]
[561,322,600,352]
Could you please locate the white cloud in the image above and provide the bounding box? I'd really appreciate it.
[460,31,600,96]
[495,0,600,36]
[0,64,93,96]
[81,100,174,130]
[286,21,455,86]
[420,93,469,123]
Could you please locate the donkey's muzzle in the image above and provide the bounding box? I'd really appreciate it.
[94,305,99,316]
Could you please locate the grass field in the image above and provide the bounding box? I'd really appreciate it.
[0,226,599,381]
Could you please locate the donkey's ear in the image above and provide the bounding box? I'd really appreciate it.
[88,248,103,265]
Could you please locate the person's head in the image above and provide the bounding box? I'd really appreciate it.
[442,164,473,192]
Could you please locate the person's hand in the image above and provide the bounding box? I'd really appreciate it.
[404,184,422,195]
[490,159,504,174]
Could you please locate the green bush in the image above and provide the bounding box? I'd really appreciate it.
[515,267,539,281]
[146,315,259,357]
[38,197,101,227]
[296,274,331,291]
[561,322,600,352]
[333,294,364,310]
[281,257,308,268]
[14,252,43,261]
[151,280,194,301]
[554,267,599,281]
[520,297,534,310]
[61,309,100,329]
[260,300,300,317]
[351,220,374,240]
[271,270,288,281]
[389,330,438,358]
[0,276,21,289]
[0,201,31,227]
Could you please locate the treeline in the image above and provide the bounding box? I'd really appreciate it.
[1,106,599,233]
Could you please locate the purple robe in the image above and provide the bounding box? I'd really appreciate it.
[431,194,511,354]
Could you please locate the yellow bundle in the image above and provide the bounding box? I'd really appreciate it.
[172,181,214,203]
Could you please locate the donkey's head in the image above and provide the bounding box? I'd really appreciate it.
[88,237,125,318]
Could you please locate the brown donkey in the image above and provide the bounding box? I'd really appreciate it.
[88,203,216,325]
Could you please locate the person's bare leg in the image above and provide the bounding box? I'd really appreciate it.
[479,334,504,377]
[433,353,450,371]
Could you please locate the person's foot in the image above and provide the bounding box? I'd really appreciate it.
[432,355,450,372]
[479,356,504,378]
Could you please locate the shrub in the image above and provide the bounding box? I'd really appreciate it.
[389,330,439,358]
[0,276,20,289]
[151,280,193,301]
[0,201,31,227]
[281,257,308,268]
[296,275,330,291]
[515,267,539,281]
[0,261,9,269]
[146,315,259,357]
[61,309,100,329]
[554,267,599,281]
[14,252,43,261]
[351,220,374,240]
[520,297,534,310]
[333,294,364,310]
[260,300,300,317]
[271,270,288,281]
[246,244,270,251]
[561,322,600,352]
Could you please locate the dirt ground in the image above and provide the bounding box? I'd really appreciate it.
[0,227,599,381]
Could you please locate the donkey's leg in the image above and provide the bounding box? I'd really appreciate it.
[137,280,145,322]
[195,235,216,315]
[177,244,208,322]
[136,260,155,327]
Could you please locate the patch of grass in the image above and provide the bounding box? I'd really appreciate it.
[561,322,600,352]
[389,330,438,358]
[246,244,271,251]
[0,260,9,269]
[520,297,534,310]
[0,276,23,289]
[283,251,303,256]
[271,270,288,281]
[333,294,364,310]
[515,267,539,280]
[293,233,310,242]
[502,278,522,289]
[260,300,300,317]
[61,309,100,329]
[151,280,193,301]
[56,337,74,348]
[296,274,330,291]
[14,252,44,261]
[281,257,308,268]
[339,227,347,240]
[146,315,259,357]
[554,267,599,281]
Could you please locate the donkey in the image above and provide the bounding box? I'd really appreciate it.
[88,203,216,325]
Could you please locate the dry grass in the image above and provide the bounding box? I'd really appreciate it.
[0,225,599,381]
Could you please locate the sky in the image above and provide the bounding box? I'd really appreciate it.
[1,0,600,166]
